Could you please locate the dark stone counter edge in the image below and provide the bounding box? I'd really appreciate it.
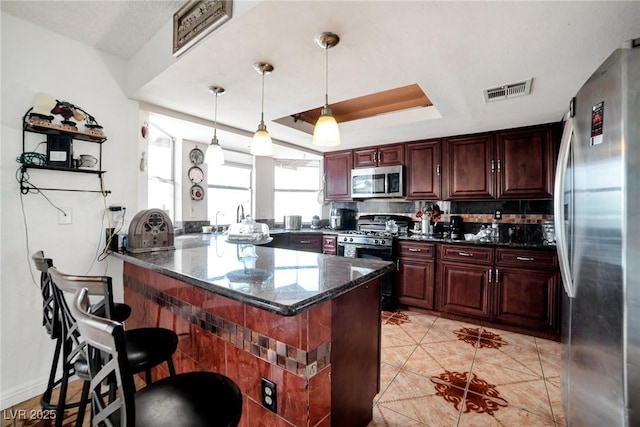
[114,253,395,317]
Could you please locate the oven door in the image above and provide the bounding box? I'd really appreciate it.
[338,243,396,311]
[338,243,392,261]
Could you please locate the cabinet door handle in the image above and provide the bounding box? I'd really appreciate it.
[488,268,493,283]
[495,268,500,284]
[408,248,422,252]
[491,160,495,173]
[497,159,502,173]
[458,252,473,257]
[396,259,400,270]
[516,256,535,261]
[436,164,441,176]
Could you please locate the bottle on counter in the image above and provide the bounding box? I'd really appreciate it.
[492,220,500,242]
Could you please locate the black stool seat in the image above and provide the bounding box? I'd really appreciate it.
[124,327,178,373]
[93,302,131,323]
[134,372,242,427]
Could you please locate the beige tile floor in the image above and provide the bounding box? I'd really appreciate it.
[3,310,564,427]
[369,310,565,427]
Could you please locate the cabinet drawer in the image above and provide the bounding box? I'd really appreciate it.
[397,241,435,259]
[495,248,558,270]
[289,234,322,253]
[439,244,494,265]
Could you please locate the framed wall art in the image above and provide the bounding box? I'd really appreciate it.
[173,0,233,57]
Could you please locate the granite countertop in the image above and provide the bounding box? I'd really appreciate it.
[115,234,394,316]
[396,233,556,250]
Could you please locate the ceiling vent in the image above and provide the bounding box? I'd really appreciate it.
[483,79,532,103]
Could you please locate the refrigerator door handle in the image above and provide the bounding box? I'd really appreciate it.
[554,114,575,298]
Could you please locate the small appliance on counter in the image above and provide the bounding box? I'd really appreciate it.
[329,208,356,230]
[128,209,176,253]
[310,215,323,229]
[449,215,464,240]
[283,215,302,230]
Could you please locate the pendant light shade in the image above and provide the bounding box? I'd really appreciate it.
[205,85,225,165]
[251,62,274,156]
[313,32,341,147]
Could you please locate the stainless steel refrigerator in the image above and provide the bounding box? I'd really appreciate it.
[554,39,639,426]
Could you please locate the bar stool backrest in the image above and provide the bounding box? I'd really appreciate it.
[31,251,60,340]
[71,287,136,426]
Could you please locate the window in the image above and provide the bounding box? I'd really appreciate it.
[208,163,252,225]
[274,160,321,222]
[147,125,175,221]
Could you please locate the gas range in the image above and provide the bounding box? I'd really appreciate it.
[337,230,396,247]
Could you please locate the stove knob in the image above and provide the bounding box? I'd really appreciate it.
[374,239,379,245]
[381,239,386,245]
[349,237,353,242]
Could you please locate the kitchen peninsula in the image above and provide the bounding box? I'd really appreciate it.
[116,234,394,427]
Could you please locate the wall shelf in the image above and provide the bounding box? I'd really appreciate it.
[19,105,110,195]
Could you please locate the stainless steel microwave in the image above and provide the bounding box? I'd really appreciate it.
[351,165,404,198]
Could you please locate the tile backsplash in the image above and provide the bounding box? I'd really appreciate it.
[333,199,554,244]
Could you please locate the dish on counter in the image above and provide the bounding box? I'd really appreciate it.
[225,235,273,245]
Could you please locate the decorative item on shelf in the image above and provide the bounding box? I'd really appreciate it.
[251,62,274,157]
[141,121,149,139]
[25,93,106,139]
[51,101,79,130]
[313,31,341,147]
[205,85,225,165]
[29,92,56,124]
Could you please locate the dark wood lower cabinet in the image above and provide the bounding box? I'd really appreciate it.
[396,241,435,309]
[439,262,491,320]
[433,244,561,339]
[494,266,560,335]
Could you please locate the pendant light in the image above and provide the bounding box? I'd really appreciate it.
[205,85,225,165]
[251,62,274,156]
[313,32,341,147]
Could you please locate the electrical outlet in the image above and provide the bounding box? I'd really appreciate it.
[261,378,277,413]
[58,207,72,225]
[306,361,318,378]
[494,210,502,220]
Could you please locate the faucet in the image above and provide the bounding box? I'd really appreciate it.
[215,210,224,233]
[236,204,245,224]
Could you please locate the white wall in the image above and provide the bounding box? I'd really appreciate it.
[1,13,139,408]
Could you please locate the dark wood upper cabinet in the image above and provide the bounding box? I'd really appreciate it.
[495,124,557,199]
[405,139,441,200]
[353,144,404,168]
[442,123,558,200]
[442,133,495,200]
[324,150,353,201]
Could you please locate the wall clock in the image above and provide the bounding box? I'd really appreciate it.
[190,184,204,201]
[189,147,204,165]
[188,166,204,183]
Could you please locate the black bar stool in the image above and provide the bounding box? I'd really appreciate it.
[31,251,132,427]
[71,287,243,426]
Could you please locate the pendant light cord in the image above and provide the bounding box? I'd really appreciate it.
[324,46,329,107]
[260,70,266,125]
[213,92,218,140]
